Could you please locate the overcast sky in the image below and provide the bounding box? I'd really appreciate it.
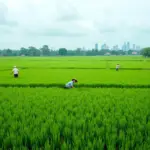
[0,0,150,49]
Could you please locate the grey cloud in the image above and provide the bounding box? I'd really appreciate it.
[99,28,116,33]
[0,2,7,24]
[0,2,18,26]
[126,25,150,34]
[0,26,13,34]
[25,28,87,37]
[1,0,150,49]
[57,14,80,22]
[56,0,81,22]
[95,23,117,33]
[137,27,150,33]
[0,20,18,27]
[94,20,135,34]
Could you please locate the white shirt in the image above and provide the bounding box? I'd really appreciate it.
[116,65,120,69]
[12,68,19,74]
[65,81,73,88]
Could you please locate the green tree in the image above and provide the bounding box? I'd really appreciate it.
[128,50,132,55]
[5,49,13,56]
[59,48,67,56]
[40,45,50,56]
[12,50,20,56]
[28,46,41,56]
[1,49,13,56]
[141,47,150,57]
[20,47,28,56]
[111,50,118,55]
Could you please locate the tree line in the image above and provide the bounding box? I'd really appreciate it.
[0,45,149,57]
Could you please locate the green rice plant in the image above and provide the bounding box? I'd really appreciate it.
[0,88,150,149]
[0,56,150,86]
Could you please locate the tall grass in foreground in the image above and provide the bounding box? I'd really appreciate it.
[0,88,150,149]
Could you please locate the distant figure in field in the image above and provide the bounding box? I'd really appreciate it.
[12,66,19,78]
[116,64,120,71]
[64,79,78,89]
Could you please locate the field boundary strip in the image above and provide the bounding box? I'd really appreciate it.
[0,68,150,71]
[0,83,150,88]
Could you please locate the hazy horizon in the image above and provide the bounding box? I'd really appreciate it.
[0,0,150,49]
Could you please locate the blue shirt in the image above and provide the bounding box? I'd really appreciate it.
[65,81,73,88]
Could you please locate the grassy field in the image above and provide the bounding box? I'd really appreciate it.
[0,56,150,149]
[0,56,150,69]
[0,88,150,149]
[0,56,150,86]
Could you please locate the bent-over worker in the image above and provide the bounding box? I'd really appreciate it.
[65,79,78,88]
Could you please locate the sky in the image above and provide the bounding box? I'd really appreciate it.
[0,0,150,49]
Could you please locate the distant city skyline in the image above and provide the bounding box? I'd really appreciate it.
[94,42,141,51]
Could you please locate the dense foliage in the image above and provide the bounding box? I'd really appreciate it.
[141,47,150,57]
[0,45,141,56]
[0,88,150,149]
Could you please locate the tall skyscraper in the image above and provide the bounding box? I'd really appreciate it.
[101,44,105,50]
[101,43,108,50]
[112,46,116,50]
[122,42,127,51]
[133,44,136,50]
[112,45,119,50]
[127,42,130,50]
[95,43,98,50]
[122,42,130,51]
[136,46,141,50]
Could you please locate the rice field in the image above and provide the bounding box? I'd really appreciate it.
[0,56,150,86]
[0,56,150,149]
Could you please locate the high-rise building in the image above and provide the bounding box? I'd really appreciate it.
[101,43,108,50]
[136,46,141,50]
[127,42,130,50]
[82,47,86,51]
[113,45,119,50]
[122,42,127,51]
[112,45,119,50]
[133,44,136,50]
[95,43,98,50]
[112,46,116,50]
[106,45,109,50]
[122,42,130,50]
[101,44,105,50]
[138,46,141,50]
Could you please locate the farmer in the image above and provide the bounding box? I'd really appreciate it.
[12,66,19,78]
[64,79,78,89]
[116,64,120,71]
